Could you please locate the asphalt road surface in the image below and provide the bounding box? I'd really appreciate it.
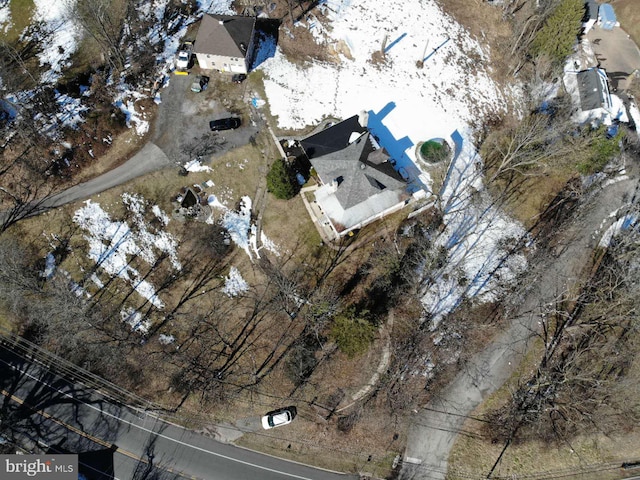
[0,342,357,480]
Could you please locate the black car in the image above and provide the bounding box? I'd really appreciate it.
[232,74,247,84]
[209,117,241,131]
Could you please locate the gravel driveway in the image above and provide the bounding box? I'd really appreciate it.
[586,24,640,91]
[152,72,259,167]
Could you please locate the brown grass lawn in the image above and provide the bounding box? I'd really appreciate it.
[2,0,35,43]
[612,0,640,47]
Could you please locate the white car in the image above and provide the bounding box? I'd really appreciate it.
[176,50,190,70]
[261,407,295,429]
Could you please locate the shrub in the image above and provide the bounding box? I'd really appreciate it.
[576,127,623,175]
[420,140,450,164]
[266,158,298,199]
[330,307,376,358]
[529,0,584,64]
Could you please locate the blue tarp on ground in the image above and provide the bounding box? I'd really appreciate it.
[599,3,616,31]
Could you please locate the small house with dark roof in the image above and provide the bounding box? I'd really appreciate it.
[577,67,612,112]
[563,66,615,125]
[193,14,256,74]
[301,115,409,237]
[582,0,598,33]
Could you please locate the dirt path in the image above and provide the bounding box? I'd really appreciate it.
[400,169,640,480]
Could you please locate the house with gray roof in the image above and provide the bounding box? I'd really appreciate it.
[563,67,615,125]
[301,115,409,238]
[577,68,612,112]
[193,14,256,74]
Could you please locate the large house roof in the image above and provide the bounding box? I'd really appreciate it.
[194,14,255,58]
[300,115,367,159]
[577,68,611,111]
[305,119,406,211]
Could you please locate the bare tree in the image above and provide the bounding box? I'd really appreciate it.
[73,0,129,71]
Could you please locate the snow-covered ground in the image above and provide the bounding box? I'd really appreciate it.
[32,0,80,83]
[210,195,280,260]
[258,0,526,325]
[73,195,181,311]
[260,0,508,163]
[0,3,11,33]
[222,266,249,297]
[422,134,527,328]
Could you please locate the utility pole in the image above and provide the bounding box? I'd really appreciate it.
[416,40,429,69]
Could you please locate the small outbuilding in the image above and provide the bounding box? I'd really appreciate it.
[582,0,598,34]
[598,3,617,31]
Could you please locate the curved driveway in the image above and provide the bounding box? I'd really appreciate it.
[401,172,639,479]
[41,142,172,210]
[41,72,258,211]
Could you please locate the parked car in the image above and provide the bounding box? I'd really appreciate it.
[190,75,209,93]
[232,74,247,84]
[209,117,241,131]
[175,42,193,70]
[261,407,296,430]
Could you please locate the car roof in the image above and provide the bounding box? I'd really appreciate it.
[271,411,290,424]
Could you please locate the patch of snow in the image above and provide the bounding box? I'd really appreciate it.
[159,333,175,344]
[32,0,80,83]
[116,98,150,136]
[184,159,212,172]
[41,253,56,279]
[152,204,170,225]
[90,272,104,289]
[54,91,88,128]
[260,232,280,257]
[207,194,225,209]
[421,134,528,328]
[0,3,11,33]
[199,0,235,15]
[222,196,253,258]
[121,308,152,335]
[73,196,181,310]
[222,266,249,297]
[599,214,637,247]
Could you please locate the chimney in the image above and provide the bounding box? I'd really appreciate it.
[358,110,369,128]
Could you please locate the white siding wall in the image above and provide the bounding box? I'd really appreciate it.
[194,53,248,74]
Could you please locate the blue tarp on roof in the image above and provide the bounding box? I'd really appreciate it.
[599,3,616,30]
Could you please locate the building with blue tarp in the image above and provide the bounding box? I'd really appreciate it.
[599,3,617,31]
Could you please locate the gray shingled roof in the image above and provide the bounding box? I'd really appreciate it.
[577,68,610,111]
[194,14,255,58]
[310,132,406,210]
[301,115,367,159]
[585,0,598,20]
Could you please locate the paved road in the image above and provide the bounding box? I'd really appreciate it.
[0,343,357,480]
[400,170,640,479]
